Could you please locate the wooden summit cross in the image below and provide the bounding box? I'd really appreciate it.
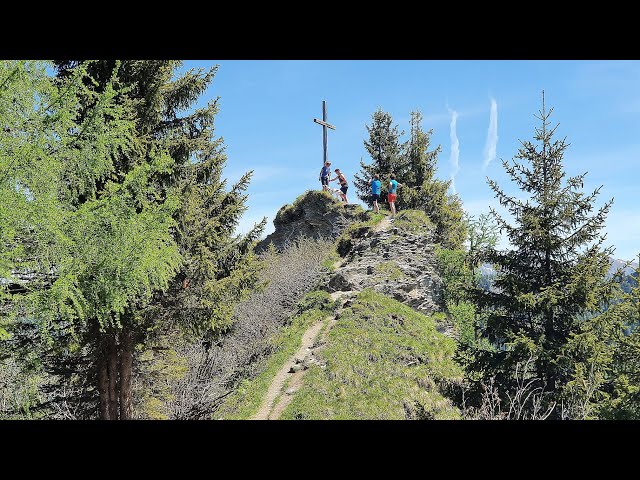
[313,100,336,165]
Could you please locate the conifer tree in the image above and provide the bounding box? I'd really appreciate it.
[564,262,640,419]
[464,94,614,417]
[4,61,264,419]
[399,110,466,249]
[353,108,403,206]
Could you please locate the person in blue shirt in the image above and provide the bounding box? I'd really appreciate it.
[387,173,402,218]
[369,174,382,214]
[318,161,332,191]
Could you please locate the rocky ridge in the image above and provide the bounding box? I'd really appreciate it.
[328,219,442,314]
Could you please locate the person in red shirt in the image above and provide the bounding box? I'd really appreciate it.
[387,173,402,217]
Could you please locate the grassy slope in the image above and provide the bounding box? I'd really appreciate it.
[218,209,459,420]
[281,289,462,419]
[216,291,336,419]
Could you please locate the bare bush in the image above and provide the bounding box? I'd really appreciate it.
[462,356,556,420]
[151,236,335,419]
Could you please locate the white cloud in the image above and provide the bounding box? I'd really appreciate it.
[483,98,498,170]
[448,109,460,194]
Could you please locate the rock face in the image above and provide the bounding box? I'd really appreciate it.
[328,223,443,313]
[256,190,365,253]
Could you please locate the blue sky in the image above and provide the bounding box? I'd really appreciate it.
[181,60,640,262]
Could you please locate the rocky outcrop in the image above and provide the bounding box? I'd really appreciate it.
[328,222,443,314]
[256,190,365,252]
[257,190,443,315]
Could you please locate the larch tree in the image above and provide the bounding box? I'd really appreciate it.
[4,60,264,419]
[353,108,403,207]
[463,93,614,418]
[1,60,140,418]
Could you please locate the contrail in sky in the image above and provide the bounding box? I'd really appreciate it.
[483,98,498,170]
[448,108,460,194]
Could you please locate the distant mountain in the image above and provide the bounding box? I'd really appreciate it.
[478,257,638,292]
[608,258,638,278]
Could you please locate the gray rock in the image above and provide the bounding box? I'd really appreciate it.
[327,218,443,314]
[256,191,366,253]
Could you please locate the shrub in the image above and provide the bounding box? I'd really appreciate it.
[146,237,335,419]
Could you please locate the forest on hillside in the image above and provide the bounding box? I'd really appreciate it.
[1,60,639,420]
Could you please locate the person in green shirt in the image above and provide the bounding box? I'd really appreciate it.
[387,173,402,218]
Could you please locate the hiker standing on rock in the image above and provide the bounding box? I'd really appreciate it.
[319,161,332,191]
[330,168,349,204]
[387,173,402,218]
[370,174,381,214]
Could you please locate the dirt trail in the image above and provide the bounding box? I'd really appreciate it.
[374,215,392,232]
[252,320,326,420]
[252,216,392,420]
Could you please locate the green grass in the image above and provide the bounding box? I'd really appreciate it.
[321,249,342,272]
[216,291,336,419]
[275,190,346,225]
[280,289,463,420]
[374,261,407,280]
[393,210,434,235]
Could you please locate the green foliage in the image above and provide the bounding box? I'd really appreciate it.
[1,61,135,321]
[354,109,466,249]
[462,95,615,418]
[0,357,47,419]
[564,262,640,419]
[374,261,407,281]
[447,301,476,346]
[399,111,441,193]
[436,248,472,305]
[321,249,341,273]
[281,289,462,419]
[134,337,189,420]
[396,111,467,249]
[353,108,403,207]
[295,290,337,314]
[275,189,344,226]
[435,247,480,347]
[465,212,500,264]
[1,60,265,418]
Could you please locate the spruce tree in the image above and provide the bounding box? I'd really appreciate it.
[353,108,403,207]
[401,110,440,194]
[464,94,614,417]
[564,262,640,419]
[398,110,466,250]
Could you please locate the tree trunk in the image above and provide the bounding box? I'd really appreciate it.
[106,333,119,419]
[119,329,134,420]
[97,336,111,420]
